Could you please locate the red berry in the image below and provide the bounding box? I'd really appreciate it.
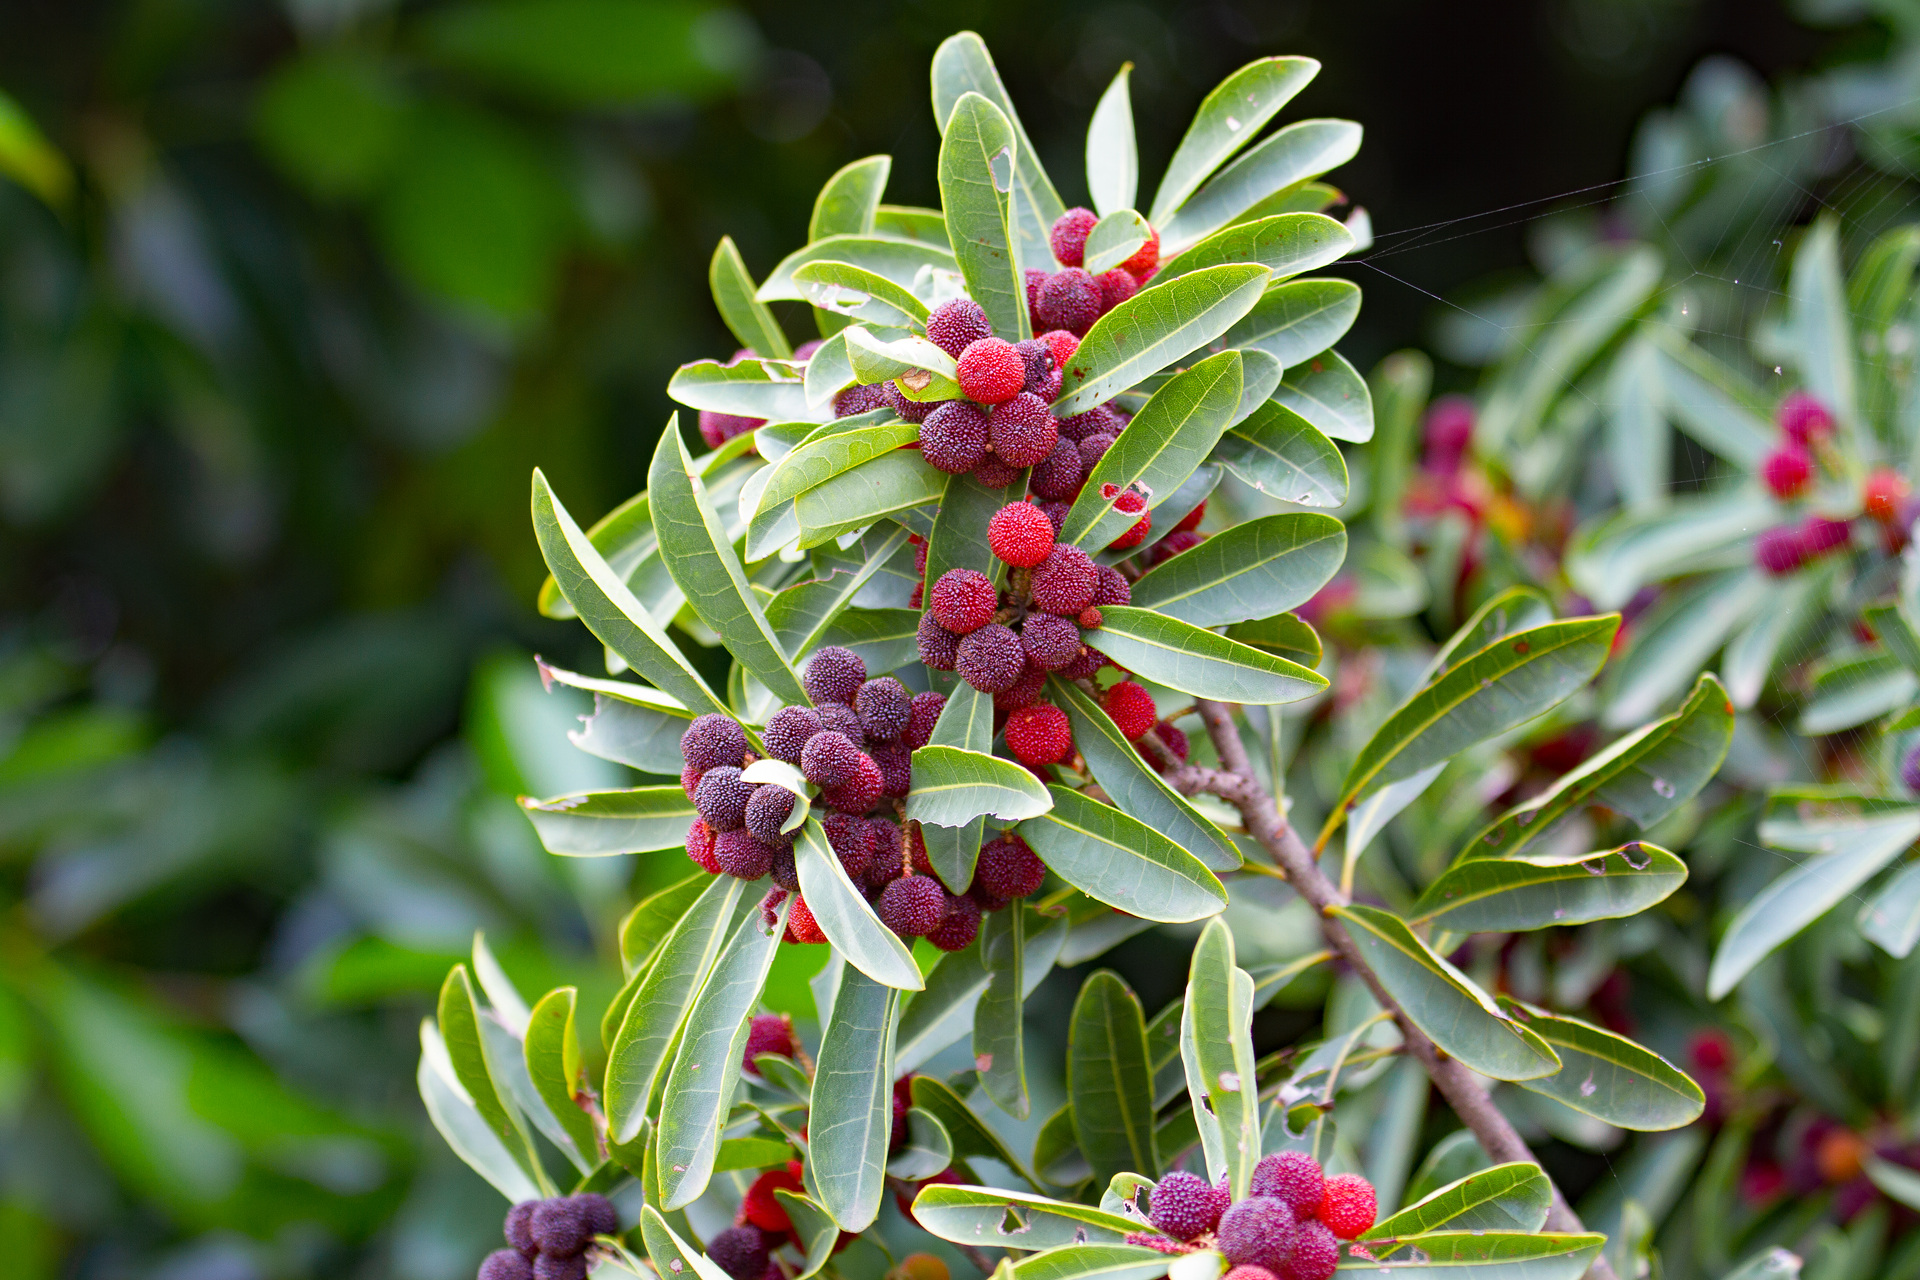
[788,895,827,943]
[820,752,884,813]
[872,739,913,797]
[1021,613,1083,670]
[974,832,1045,899]
[1037,268,1103,336]
[699,410,763,449]
[1251,1151,1325,1216]
[1754,525,1806,575]
[1039,329,1080,369]
[927,299,994,358]
[1175,500,1207,534]
[1317,1173,1376,1239]
[714,828,774,879]
[1105,680,1157,740]
[1031,544,1099,616]
[822,812,873,880]
[1779,390,1833,445]
[1280,1221,1339,1280]
[1030,437,1087,501]
[1802,514,1852,557]
[905,691,946,749]
[738,1162,804,1232]
[1150,529,1204,565]
[687,819,722,873]
[1761,445,1812,498]
[989,501,1056,567]
[957,337,1027,405]
[1093,564,1131,607]
[989,392,1061,467]
[741,1014,796,1077]
[1024,269,1048,328]
[1423,396,1475,470]
[1005,702,1072,766]
[1121,227,1159,276]
[1221,1269,1278,1280]
[1096,268,1138,312]
[955,623,1028,693]
[920,401,990,474]
[1107,487,1151,550]
[931,568,999,634]
[1050,207,1098,267]
[878,874,947,938]
[1866,468,1910,522]
[974,456,1021,489]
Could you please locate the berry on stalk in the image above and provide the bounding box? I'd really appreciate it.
[974,456,1021,489]
[834,382,890,418]
[920,401,991,474]
[957,337,1028,405]
[1802,514,1852,556]
[1779,390,1834,444]
[1037,268,1103,336]
[1097,268,1138,311]
[1120,227,1159,276]
[1021,613,1083,670]
[1031,437,1087,500]
[918,613,961,670]
[1039,329,1080,369]
[1281,1221,1340,1280]
[1217,1198,1298,1272]
[481,1251,534,1280]
[762,705,823,764]
[1902,744,1920,794]
[820,752,884,813]
[956,623,1028,693]
[878,874,948,938]
[1251,1151,1325,1216]
[707,1225,773,1280]
[687,820,722,873]
[856,676,911,740]
[695,766,752,830]
[714,828,774,879]
[931,568,999,634]
[801,731,861,787]
[926,298,993,357]
[988,501,1056,567]
[744,785,797,845]
[1148,1170,1227,1240]
[680,713,748,771]
[1754,526,1806,575]
[531,1198,593,1256]
[505,1201,538,1258]
[804,646,867,706]
[1030,544,1098,616]
[739,1162,805,1232]
[1107,486,1151,549]
[1005,702,1072,766]
[928,893,982,951]
[975,832,1046,899]
[884,381,940,423]
[989,393,1060,467]
[906,691,946,748]
[1050,207,1098,266]
[1105,681,1158,741]
[788,895,827,943]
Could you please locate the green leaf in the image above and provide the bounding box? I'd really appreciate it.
[1053,678,1241,873]
[1089,605,1327,704]
[532,469,728,718]
[795,450,948,549]
[1216,278,1362,369]
[657,903,787,1208]
[810,155,890,241]
[639,1206,733,1280]
[1462,673,1732,862]
[766,527,914,659]
[804,965,898,1230]
[667,357,812,420]
[1181,920,1259,1197]
[419,1021,543,1201]
[1351,1231,1605,1276]
[1866,1156,1920,1214]
[1363,1163,1552,1239]
[792,261,931,329]
[1008,1244,1171,1280]
[1864,602,1920,675]
[524,987,598,1163]
[1333,615,1617,817]
[1707,797,1920,998]
[520,787,697,856]
[563,688,692,776]
[939,92,1027,340]
[1022,785,1228,922]
[875,203,951,247]
[976,908,1028,1118]
[710,237,791,359]
[1084,209,1152,275]
[1414,842,1688,933]
[1602,569,1767,730]
[1272,346,1372,442]
[1149,57,1320,224]
[1225,613,1321,667]
[1159,214,1352,286]
[759,234,957,302]
[1160,120,1363,250]
[1069,971,1157,1187]
[756,421,923,521]
[1331,904,1560,1081]
[716,1136,795,1173]
[912,1183,1141,1249]
[773,1190,841,1280]
[1649,331,1773,468]
[1566,491,1778,610]
[907,745,1054,827]
[920,684,995,890]
[604,875,744,1143]
[898,912,1067,1075]
[1085,64,1137,218]
[912,1074,1043,1190]
[1500,999,1705,1132]
[1605,337,1667,513]
[1422,587,1556,682]
[437,966,535,1175]
[1789,215,1856,431]
[620,871,713,974]
[795,817,924,990]
[1129,513,1345,628]
[1062,350,1247,546]
[810,606,921,677]
[930,32,1065,272]
[1211,400,1348,506]
[1860,861,1920,958]
[1055,265,1270,416]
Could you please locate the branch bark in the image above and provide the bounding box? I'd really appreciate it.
[1169,699,1618,1280]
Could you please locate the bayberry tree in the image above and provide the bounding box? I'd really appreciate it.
[421,34,1719,1280]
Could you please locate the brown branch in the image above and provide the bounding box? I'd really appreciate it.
[1172,699,1617,1280]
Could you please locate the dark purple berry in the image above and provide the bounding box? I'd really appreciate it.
[917,613,961,671]
[1030,545,1098,616]
[1057,404,1121,442]
[1150,1170,1226,1240]
[906,692,946,748]
[1037,268,1103,336]
[1250,1150,1325,1216]
[866,817,904,879]
[955,623,1026,693]
[973,456,1021,489]
[818,701,863,740]
[802,731,862,787]
[926,299,994,358]
[744,785,797,845]
[707,1225,773,1280]
[884,380,941,423]
[855,676,911,741]
[769,844,799,891]
[927,893,982,951]
[1903,745,1920,794]
[481,1249,535,1280]
[872,739,913,798]
[975,833,1045,899]
[803,646,867,706]
[531,1197,593,1256]
[680,713,748,771]
[878,874,947,938]
[714,828,774,880]
[763,705,823,765]
[822,811,874,880]
[505,1201,539,1257]
[1030,437,1086,500]
[1093,564,1131,607]
[1021,613,1083,670]
[834,382,890,418]
[989,392,1060,468]
[533,1257,584,1280]
[695,766,752,831]
[1217,1197,1298,1272]
[920,401,990,474]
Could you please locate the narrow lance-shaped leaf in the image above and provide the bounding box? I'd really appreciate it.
[941,92,1027,339]
[1089,605,1327,705]
[1054,264,1269,416]
[710,237,791,359]
[524,988,598,1165]
[1083,209,1152,275]
[1181,920,1259,1196]
[975,907,1027,1118]
[532,469,728,719]
[911,1183,1142,1249]
[908,745,1054,827]
[650,423,809,706]
[912,1075,1044,1190]
[1415,843,1688,934]
[1349,1231,1605,1275]
[1069,971,1157,1187]
[1085,63,1137,218]
[810,155,890,241]
[930,32,1066,270]
[1272,346,1373,443]
[795,817,925,990]
[418,1021,544,1201]
[792,261,931,329]
[1022,785,1228,922]
[1860,861,1920,958]
[1211,399,1349,507]
[766,526,913,659]
[896,914,1067,1076]
[805,965,899,1230]
[758,235,957,302]
[1218,277,1362,370]
[521,787,697,856]
[667,357,813,420]
[755,420,923,520]
[1008,1244,1171,1280]
[796,450,949,549]
[1157,213,1353,286]
[1128,512,1345,628]
[1501,999,1705,1132]
[1149,56,1320,224]
[1790,215,1856,435]
[1332,904,1561,1082]
[1159,120,1364,250]
[437,966,538,1178]
[773,1190,841,1280]
[658,902,788,1208]
[1362,1163,1553,1240]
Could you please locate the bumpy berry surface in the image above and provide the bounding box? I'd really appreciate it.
[1097,267,1138,310]
[819,701,862,739]
[505,1201,539,1257]
[742,1015,797,1076]
[871,817,908,877]
[707,1225,773,1280]
[857,676,911,740]
[973,456,1020,488]
[769,846,798,891]
[1040,329,1080,369]
[744,784,797,845]
[873,738,914,797]
[1761,446,1812,498]
[927,298,994,358]
[920,401,990,473]
[801,731,861,787]
[956,623,1028,693]
[739,1162,804,1232]
[804,646,867,706]
[1779,390,1833,444]
[975,832,1046,899]
[992,661,1045,711]
[957,337,1028,405]
[1021,613,1083,670]
[834,382,891,418]
[1094,564,1131,607]
[531,1198,593,1256]
[714,828,774,879]
[1050,206,1098,266]
[918,613,961,670]
[1109,488,1151,549]
[680,713,748,771]
[1037,268,1103,336]
[1014,337,1055,389]
[1106,681,1158,741]
[989,501,1056,567]
[879,874,948,937]
[763,704,823,764]
[533,1256,586,1280]
[1058,403,1120,442]
[1755,525,1806,574]
[1222,1268,1279,1280]
[1079,432,1115,470]
[928,893,982,951]
[931,568,999,634]
[1024,269,1049,322]
[695,766,752,830]
[1031,545,1098,616]
[1252,1151,1326,1215]
[1061,645,1109,680]
[1154,720,1190,765]
[820,752,884,812]
[1217,1197,1298,1272]
[1903,744,1920,793]
[1175,500,1208,534]
[1149,1170,1224,1240]
[1005,702,1072,766]
[1279,1221,1339,1280]
[1317,1174,1377,1239]
[573,1193,617,1237]
[687,819,722,873]
[788,895,827,943]
[990,392,1060,467]
[1152,529,1203,564]
[699,410,762,449]
[1030,437,1086,500]
[884,380,939,423]
[822,812,873,879]
[906,691,946,749]
[1120,227,1160,276]
[481,1249,535,1280]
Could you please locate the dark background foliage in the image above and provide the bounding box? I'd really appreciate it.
[0,1,1873,1276]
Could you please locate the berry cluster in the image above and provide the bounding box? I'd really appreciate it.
[707,1161,816,1280]
[1028,206,1162,337]
[481,1194,618,1280]
[1753,391,1917,572]
[1127,1154,1377,1280]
